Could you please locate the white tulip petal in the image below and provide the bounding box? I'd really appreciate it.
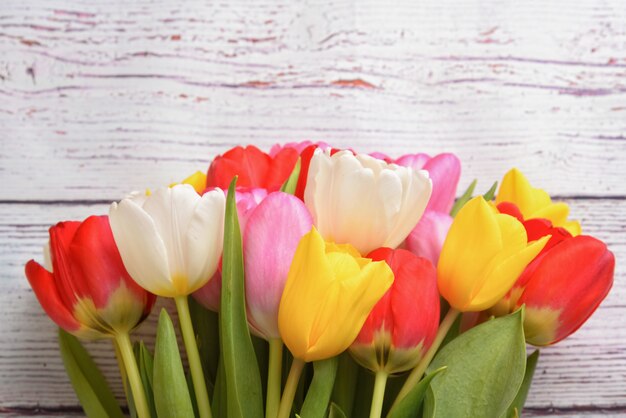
[185,189,225,292]
[142,185,199,280]
[109,200,173,296]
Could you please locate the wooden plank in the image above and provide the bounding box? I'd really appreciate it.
[1,0,626,200]
[0,198,624,414]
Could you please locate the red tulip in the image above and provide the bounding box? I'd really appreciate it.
[493,202,614,346]
[350,248,440,373]
[514,235,614,346]
[206,145,298,192]
[25,216,156,339]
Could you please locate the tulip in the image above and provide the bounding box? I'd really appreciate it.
[25,216,155,338]
[304,149,432,254]
[170,171,207,194]
[514,235,614,346]
[243,192,313,418]
[192,187,267,311]
[350,248,440,374]
[276,227,393,418]
[244,192,313,340]
[206,145,298,192]
[109,184,225,297]
[404,211,453,265]
[395,153,461,214]
[495,168,581,236]
[437,196,549,312]
[25,216,156,418]
[110,184,225,418]
[394,197,549,409]
[269,140,330,156]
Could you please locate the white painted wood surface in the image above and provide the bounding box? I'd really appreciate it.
[1,0,625,416]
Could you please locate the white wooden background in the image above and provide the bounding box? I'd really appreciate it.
[1,0,625,416]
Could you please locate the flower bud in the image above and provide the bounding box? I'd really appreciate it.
[350,248,439,373]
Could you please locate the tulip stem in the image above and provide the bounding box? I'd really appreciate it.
[370,371,389,418]
[115,333,150,418]
[390,308,460,411]
[277,357,306,418]
[266,338,284,418]
[175,295,213,418]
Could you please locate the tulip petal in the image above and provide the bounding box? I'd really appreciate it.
[471,235,549,311]
[184,189,225,293]
[422,153,461,213]
[496,168,552,216]
[109,199,173,296]
[532,202,569,227]
[279,228,334,359]
[405,210,452,265]
[437,197,502,309]
[244,192,313,339]
[25,260,81,332]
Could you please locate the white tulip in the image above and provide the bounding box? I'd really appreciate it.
[109,184,225,297]
[304,149,432,254]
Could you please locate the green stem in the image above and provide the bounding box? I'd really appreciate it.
[266,339,284,418]
[369,371,388,418]
[175,295,212,418]
[112,340,130,401]
[277,358,306,418]
[391,308,460,411]
[115,333,150,418]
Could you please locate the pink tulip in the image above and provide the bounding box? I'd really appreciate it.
[244,192,313,339]
[395,153,461,213]
[192,188,266,311]
[405,210,453,265]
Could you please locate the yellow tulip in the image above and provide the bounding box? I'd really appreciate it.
[278,227,394,362]
[437,196,549,312]
[169,171,208,194]
[495,168,581,236]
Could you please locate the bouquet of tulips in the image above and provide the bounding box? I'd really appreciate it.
[25,142,614,418]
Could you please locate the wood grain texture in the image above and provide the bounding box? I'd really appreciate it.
[1,0,626,201]
[1,0,625,416]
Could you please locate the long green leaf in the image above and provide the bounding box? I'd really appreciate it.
[153,309,195,418]
[300,357,339,418]
[58,329,125,418]
[212,354,227,418]
[387,368,445,418]
[424,308,527,418]
[331,353,359,418]
[220,177,264,418]
[189,296,220,387]
[137,342,157,418]
[449,179,477,217]
[328,402,348,418]
[504,350,540,418]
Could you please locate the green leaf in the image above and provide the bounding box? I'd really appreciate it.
[424,308,527,418]
[134,342,157,418]
[300,357,339,418]
[58,329,125,418]
[252,335,269,402]
[503,350,540,418]
[212,354,227,418]
[331,353,359,418]
[422,385,436,418]
[280,158,302,195]
[220,177,264,418]
[387,367,446,418]
[328,402,347,418]
[153,309,195,418]
[189,296,220,389]
[350,366,374,418]
[483,181,498,201]
[449,179,477,217]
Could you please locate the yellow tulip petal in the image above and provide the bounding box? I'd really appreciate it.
[182,171,208,194]
[532,202,569,226]
[438,197,502,309]
[305,260,393,361]
[563,220,582,236]
[470,235,549,311]
[496,168,552,217]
